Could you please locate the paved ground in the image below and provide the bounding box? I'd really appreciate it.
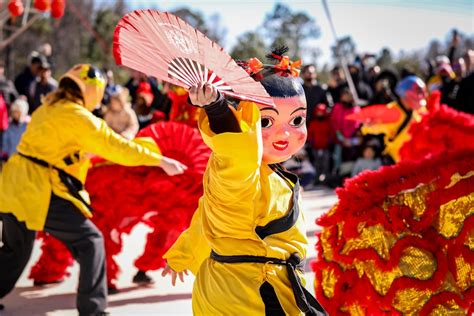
[1,187,337,316]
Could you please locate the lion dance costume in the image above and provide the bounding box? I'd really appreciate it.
[312,76,474,315]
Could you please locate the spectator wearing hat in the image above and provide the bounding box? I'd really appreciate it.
[14,54,48,97]
[133,81,165,129]
[2,98,29,159]
[104,87,139,140]
[369,70,398,105]
[102,69,120,106]
[28,62,58,114]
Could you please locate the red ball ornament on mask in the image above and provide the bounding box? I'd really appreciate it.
[34,0,50,12]
[8,0,24,17]
[51,0,65,19]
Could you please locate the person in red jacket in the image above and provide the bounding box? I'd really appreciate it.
[307,103,333,183]
[0,94,8,153]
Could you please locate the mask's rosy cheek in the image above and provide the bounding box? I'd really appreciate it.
[261,129,271,143]
[296,129,307,143]
[293,127,307,145]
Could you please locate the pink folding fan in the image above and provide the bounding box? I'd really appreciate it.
[113,9,274,106]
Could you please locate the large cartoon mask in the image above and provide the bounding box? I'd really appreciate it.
[61,64,106,111]
[259,94,307,164]
[395,76,427,110]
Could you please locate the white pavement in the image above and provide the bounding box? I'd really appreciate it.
[1,187,337,316]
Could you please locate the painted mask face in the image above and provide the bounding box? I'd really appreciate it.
[395,76,427,110]
[259,94,307,164]
[403,83,427,110]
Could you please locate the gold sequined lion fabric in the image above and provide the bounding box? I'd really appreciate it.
[312,150,473,315]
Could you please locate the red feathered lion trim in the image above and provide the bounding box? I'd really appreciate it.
[312,150,474,314]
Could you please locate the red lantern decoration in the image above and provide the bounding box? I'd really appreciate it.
[51,0,65,19]
[8,0,24,17]
[34,0,50,12]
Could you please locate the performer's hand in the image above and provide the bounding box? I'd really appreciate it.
[189,82,219,107]
[159,157,188,176]
[161,264,189,286]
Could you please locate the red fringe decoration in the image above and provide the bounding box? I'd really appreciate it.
[312,149,474,314]
[400,103,474,162]
[29,232,74,283]
[29,122,210,287]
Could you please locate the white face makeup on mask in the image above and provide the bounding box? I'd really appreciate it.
[259,94,307,164]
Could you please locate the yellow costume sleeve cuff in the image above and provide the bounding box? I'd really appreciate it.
[132,137,162,164]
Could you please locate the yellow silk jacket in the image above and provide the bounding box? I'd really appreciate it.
[164,101,309,315]
[0,99,163,231]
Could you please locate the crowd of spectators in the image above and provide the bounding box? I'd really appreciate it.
[1,37,472,189]
[295,39,473,188]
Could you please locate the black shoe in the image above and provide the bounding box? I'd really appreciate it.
[33,279,64,286]
[132,270,155,285]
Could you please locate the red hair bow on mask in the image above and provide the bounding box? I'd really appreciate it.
[271,54,301,77]
[246,58,264,75]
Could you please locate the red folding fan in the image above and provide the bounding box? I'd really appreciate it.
[113,9,274,106]
[137,121,211,174]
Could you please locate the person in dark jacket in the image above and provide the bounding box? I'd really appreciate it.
[14,54,48,97]
[301,64,329,122]
[28,65,58,113]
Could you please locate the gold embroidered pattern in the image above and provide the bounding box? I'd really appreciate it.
[399,247,436,280]
[321,268,337,299]
[341,224,396,260]
[340,303,365,316]
[354,260,401,295]
[465,228,474,250]
[436,193,474,238]
[445,171,474,189]
[392,288,431,314]
[454,255,473,291]
[320,227,334,261]
[429,300,465,315]
[384,183,436,220]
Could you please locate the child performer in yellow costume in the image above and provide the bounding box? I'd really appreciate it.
[162,48,327,315]
[0,64,186,316]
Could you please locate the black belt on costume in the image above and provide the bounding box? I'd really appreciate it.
[211,250,327,316]
[209,164,327,315]
[18,152,93,212]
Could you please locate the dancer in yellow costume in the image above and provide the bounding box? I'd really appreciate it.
[355,76,428,163]
[0,64,186,315]
[163,49,327,315]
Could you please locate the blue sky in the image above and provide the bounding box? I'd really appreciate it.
[106,0,473,65]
